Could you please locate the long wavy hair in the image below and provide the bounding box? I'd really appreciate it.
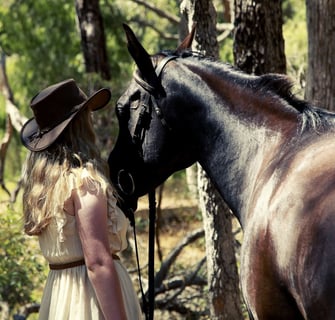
[22,108,113,235]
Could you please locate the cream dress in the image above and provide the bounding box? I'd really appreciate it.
[37,174,143,320]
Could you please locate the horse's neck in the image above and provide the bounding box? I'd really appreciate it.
[194,90,299,227]
[198,125,290,225]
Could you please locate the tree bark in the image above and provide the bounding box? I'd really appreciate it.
[305,0,335,110]
[234,0,286,75]
[222,0,233,23]
[198,167,243,320]
[181,1,244,319]
[75,0,111,81]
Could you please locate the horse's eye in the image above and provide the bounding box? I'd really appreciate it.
[129,91,141,110]
[130,91,141,102]
[116,103,128,119]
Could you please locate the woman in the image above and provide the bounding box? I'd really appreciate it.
[20,79,143,320]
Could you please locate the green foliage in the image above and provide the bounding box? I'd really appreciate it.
[114,0,179,54]
[283,0,307,93]
[0,0,132,115]
[0,0,83,113]
[100,1,137,100]
[0,204,44,311]
[219,37,234,64]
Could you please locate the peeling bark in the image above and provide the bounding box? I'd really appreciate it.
[305,0,335,110]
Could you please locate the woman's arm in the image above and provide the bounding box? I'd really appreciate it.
[73,185,127,320]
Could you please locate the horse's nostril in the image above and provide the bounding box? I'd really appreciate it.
[117,169,135,195]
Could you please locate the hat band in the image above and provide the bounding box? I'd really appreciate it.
[28,126,53,143]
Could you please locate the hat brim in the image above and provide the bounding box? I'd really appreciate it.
[21,88,111,152]
[86,87,111,112]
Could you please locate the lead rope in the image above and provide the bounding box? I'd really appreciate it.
[148,190,156,320]
[128,190,156,320]
[129,54,177,319]
[128,208,149,319]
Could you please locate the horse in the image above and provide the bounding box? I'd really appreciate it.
[108,24,335,319]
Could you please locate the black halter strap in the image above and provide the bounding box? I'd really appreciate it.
[133,55,177,92]
[133,55,177,144]
[131,55,177,320]
[155,55,178,79]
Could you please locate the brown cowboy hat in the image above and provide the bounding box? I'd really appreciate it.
[20,78,111,152]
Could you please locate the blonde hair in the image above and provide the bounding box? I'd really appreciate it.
[22,109,113,235]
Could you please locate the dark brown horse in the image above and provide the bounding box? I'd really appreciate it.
[109,24,335,319]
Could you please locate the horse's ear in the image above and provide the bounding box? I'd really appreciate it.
[175,23,196,53]
[122,23,160,88]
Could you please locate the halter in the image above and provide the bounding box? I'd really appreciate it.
[125,54,177,320]
[132,55,177,155]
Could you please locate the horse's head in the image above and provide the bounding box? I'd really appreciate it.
[108,24,197,213]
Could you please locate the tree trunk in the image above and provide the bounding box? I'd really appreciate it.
[75,0,111,81]
[198,167,243,320]
[305,0,335,110]
[222,0,233,23]
[181,1,244,319]
[234,0,286,75]
[233,1,286,319]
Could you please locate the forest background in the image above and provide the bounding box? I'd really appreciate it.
[0,0,307,319]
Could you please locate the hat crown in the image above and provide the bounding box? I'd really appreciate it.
[31,79,87,132]
[20,79,111,152]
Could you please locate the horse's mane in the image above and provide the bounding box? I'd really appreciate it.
[256,74,334,131]
[158,49,335,132]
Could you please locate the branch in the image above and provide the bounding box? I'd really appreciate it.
[0,115,13,196]
[217,28,234,43]
[130,0,180,25]
[0,51,28,132]
[163,258,206,304]
[4,98,27,132]
[155,257,207,296]
[216,22,234,33]
[129,18,179,42]
[155,274,206,295]
[0,301,9,320]
[155,298,208,317]
[216,22,234,43]
[154,227,204,289]
[13,303,40,320]
[153,258,208,316]
[0,49,28,201]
